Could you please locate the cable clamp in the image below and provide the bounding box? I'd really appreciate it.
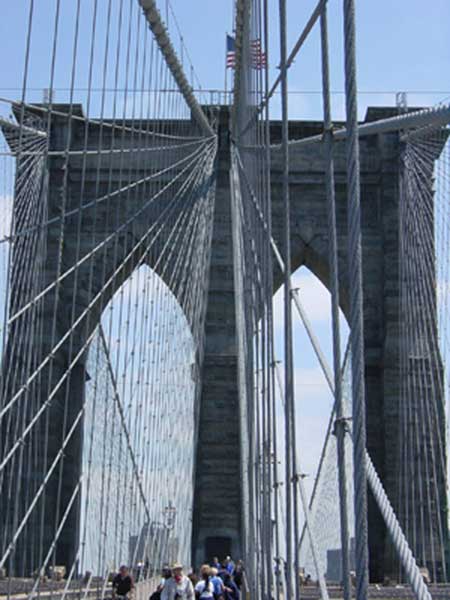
[292,472,308,483]
[322,123,335,136]
[333,416,352,436]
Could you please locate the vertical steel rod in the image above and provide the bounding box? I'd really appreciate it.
[278,0,295,597]
[279,0,300,598]
[342,0,369,597]
[298,475,330,600]
[320,7,352,600]
[263,0,275,595]
[291,288,433,600]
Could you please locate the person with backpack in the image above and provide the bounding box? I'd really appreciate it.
[194,565,214,600]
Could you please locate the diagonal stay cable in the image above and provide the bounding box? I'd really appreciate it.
[2,139,208,245]
[268,206,433,600]
[289,289,433,600]
[0,143,215,441]
[0,142,214,573]
[6,141,211,324]
[98,325,151,522]
[137,0,213,137]
[272,360,330,600]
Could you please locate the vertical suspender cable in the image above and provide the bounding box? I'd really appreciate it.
[297,474,330,600]
[273,360,330,600]
[263,0,274,595]
[291,286,434,600]
[278,0,297,597]
[342,0,369,598]
[320,7,352,600]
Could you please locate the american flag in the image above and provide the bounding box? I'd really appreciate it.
[226,34,236,69]
[251,38,267,69]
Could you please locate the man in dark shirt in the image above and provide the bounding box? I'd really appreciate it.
[112,565,134,599]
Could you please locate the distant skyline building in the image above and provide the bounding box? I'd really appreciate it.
[129,521,168,568]
[326,538,356,583]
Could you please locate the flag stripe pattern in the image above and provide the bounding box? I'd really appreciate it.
[226,34,236,69]
[226,35,267,70]
[251,38,267,69]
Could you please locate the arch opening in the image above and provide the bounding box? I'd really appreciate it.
[79,263,198,576]
[272,265,353,579]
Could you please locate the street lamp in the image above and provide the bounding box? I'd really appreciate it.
[163,501,177,531]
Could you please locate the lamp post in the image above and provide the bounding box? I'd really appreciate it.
[163,502,177,564]
[164,501,177,531]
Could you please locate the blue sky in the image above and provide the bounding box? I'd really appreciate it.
[168,0,450,119]
[0,0,448,120]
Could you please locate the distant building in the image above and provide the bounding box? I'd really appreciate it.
[326,538,356,583]
[129,521,169,568]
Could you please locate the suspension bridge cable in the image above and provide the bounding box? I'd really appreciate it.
[278,0,297,596]
[342,1,369,597]
[0,0,217,591]
[319,6,352,600]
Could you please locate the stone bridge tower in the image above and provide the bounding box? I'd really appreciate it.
[1,105,447,582]
[192,106,448,581]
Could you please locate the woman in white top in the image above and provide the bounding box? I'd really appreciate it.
[161,563,194,600]
[194,565,214,599]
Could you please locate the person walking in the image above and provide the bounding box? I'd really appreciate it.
[221,572,239,600]
[210,568,224,600]
[224,558,235,575]
[112,566,134,600]
[150,567,172,600]
[232,561,244,589]
[161,563,194,600]
[194,565,214,599]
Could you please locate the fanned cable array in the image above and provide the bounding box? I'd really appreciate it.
[397,120,450,582]
[230,1,356,597]
[0,0,216,595]
[230,0,275,596]
[230,0,450,599]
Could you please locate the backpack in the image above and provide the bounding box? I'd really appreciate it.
[195,578,212,599]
